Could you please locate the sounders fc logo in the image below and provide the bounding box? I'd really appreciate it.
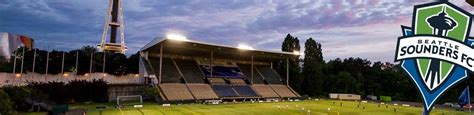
[395,2,473,112]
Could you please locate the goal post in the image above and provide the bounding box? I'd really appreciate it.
[116,95,143,108]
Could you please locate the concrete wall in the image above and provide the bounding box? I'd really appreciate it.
[108,85,146,102]
[338,94,361,100]
[0,72,143,87]
[329,93,361,100]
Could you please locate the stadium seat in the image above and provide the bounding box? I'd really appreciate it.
[175,59,205,83]
[159,83,195,100]
[237,64,265,84]
[140,57,155,75]
[211,85,239,97]
[149,57,181,83]
[256,66,282,84]
[208,78,227,85]
[233,85,259,97]
[228,79,246,85]
[251,84,279,98]
[187,84,219,100]
[199,65,244,78]
[270,85,298,97]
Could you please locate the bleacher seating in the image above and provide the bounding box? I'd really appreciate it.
[175,59,204,83]
[256,66,282,84]
[237,64,265,84]
[212,85,239,97]
[233,85,259,97]
[149,57,181,83]
[270,85,298,97]
[251,85,279,98]
[159,83,195,100]
[187,84,219,100]
[229,79,246,85]
[199,65,244,78]
[208,78,227,85]
[147,57,299,100]
[140,57,155,75]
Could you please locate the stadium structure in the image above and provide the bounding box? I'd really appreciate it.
[139,35,300,102]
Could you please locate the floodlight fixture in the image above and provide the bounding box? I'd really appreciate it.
[293,50,300,55]
[166,33,189,41]
[237,44,255,50]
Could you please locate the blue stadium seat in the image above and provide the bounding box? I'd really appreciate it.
[212,85,239,97]
[233,85,259,97]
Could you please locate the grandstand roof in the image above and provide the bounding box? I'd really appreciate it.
[141,37,298,61]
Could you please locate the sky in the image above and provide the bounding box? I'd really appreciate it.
[1,0,474,63]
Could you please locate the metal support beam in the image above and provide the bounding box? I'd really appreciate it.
[210,51,213,78]
[251,55,254,85]
[159,45,163,84]
[286,58,289,86]
[46,51,50,76]
[89,52,93,74]
[32,49,36,73]
[61,52,65,74]
[12,50,16,74]
[103,52,106,74]
[20,47,25,75]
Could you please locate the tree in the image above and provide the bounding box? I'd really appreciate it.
[302,38,324,96]
[105,53,127,75]
[276,33,302,93]
[127,52,140,74]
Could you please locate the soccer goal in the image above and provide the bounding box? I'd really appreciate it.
[116,95,143,108]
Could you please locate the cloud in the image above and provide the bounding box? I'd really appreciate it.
[3,0,474,63]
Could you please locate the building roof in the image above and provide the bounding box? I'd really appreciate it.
[140,37,298,61]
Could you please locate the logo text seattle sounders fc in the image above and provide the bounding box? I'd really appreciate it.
[395,1,473,112]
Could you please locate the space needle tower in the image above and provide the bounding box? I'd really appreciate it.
[425,6,457,89]
[98,0,127,53]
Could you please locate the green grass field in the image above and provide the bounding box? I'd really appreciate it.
[63,100,470,115]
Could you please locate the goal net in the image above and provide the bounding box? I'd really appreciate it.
[117,95,143,108]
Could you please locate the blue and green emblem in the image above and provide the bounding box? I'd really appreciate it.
[395,1,473,113]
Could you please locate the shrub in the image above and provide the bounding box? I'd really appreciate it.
[28,79,109,104]
[0,89,16,114]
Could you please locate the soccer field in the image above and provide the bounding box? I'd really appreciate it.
[67,100,468,115]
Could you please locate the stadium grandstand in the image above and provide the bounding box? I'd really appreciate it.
[139,35,300,102]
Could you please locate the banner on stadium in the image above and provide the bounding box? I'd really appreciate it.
[394,1,473,113]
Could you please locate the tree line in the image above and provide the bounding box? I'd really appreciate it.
[275,33,474,103]
[0,46,139,76]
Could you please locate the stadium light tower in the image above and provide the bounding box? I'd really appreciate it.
[98,0,127,53]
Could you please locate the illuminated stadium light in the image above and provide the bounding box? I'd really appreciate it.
[237,44,254,50]
[166,33,189,41]
[293,51,300,55]
[15,73,21,77]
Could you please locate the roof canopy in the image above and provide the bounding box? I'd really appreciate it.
[141,37,298,62]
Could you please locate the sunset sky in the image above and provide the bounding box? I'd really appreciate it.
[2,0,474,62]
